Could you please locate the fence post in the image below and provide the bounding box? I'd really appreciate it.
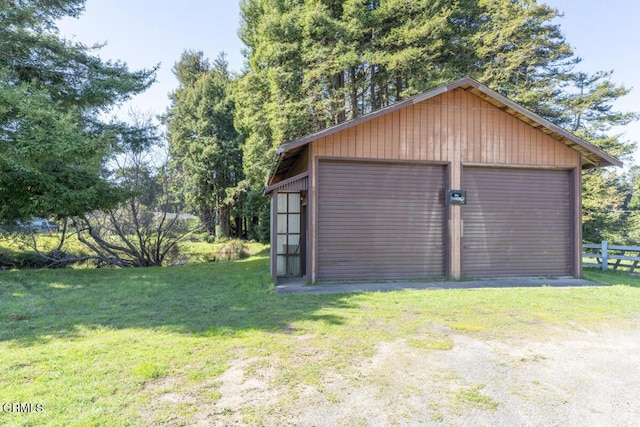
[601,240,608,271]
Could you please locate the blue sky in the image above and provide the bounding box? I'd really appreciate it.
[58,0,245,119]
[58,1,640,164]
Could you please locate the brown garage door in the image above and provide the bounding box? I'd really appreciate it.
[462,167,571,277]
[317,160,446,281]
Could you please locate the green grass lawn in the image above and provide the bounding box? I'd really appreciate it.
[1,258,640,426]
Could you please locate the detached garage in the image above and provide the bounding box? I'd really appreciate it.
[265,77,621,283]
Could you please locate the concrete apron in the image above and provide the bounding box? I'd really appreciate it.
[275,277,602,296]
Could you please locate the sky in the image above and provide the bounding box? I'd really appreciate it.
[58,0,245,119]
[57,1,640,165]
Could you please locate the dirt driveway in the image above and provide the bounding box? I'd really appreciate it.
[207,322,640,426]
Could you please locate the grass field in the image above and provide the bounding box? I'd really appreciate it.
[1,255,640,426]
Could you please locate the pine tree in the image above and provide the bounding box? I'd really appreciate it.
[555,71,637,243]
[164,51,244,238]
[470,0,576,110]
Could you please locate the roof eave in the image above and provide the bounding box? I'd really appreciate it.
[467,81,622,169]
[268,76,622,183]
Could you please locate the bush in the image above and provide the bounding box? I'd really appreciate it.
[0,249,75,269]
[1,251,48,269]
[214,239,249,261]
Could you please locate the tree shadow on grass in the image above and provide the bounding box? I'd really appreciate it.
[0,256,357,345]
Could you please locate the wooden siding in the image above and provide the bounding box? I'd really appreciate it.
[311,89,580,168]
[264,172,308,194]
[301,87,583,282]
[462,167,571,277]
[317,161,446,280]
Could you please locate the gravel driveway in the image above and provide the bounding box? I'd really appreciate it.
[209,321,640,426]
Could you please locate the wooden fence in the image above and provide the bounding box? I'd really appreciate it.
[583,241,640,272]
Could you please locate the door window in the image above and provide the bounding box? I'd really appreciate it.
[277,193,301,276]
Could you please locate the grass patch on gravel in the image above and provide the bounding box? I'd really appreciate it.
[1,262,639,425]
[407,335,454,350]
[456,384,500,410]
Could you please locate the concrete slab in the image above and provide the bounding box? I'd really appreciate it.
[275,277,603,296]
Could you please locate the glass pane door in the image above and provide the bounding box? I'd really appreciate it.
[276,193,302,276]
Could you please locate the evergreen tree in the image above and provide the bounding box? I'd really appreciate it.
[553,71,637,243]
[624,167,640,244]
[470,0,575,111]
[164,51,244,238]
[235,0,637,243]
[0,0,156,221]
[235,0,574,188]
[582,169,628,243]
[470,3,637,244]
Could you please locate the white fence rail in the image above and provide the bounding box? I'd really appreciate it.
[583,241,640,272]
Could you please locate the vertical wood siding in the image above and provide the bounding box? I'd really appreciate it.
[311,89,580,168]
[303,87,582,282]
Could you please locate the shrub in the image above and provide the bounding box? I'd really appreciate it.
[214,239,249,261]
[0,249,76,269]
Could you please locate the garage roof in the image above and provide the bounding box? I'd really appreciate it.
[268,77,622,185]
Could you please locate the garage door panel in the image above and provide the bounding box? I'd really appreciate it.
[319,213,445,221]
[462,167,571,277]
[318,161,446,281]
